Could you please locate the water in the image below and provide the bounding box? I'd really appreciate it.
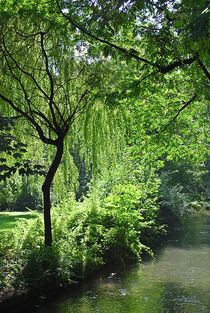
[35,213,210,313]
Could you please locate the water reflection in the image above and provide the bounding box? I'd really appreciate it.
[36,214,210,313]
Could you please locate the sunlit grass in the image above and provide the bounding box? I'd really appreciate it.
[0,211,37,233]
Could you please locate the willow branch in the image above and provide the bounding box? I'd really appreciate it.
[40,32,67,129]
[0,92,56,145]
[2,35,50,101]
[40,32,58,128]
[3,53,57,133]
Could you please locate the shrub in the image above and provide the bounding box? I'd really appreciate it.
[0,183,160,295]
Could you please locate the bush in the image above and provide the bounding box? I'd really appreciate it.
[0,183,160,295]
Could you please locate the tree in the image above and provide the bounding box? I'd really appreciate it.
[0,7,100,246]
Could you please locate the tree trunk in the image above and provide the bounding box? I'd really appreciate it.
[42,138,64,247]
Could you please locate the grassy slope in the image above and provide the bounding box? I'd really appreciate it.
[0,212,36,233]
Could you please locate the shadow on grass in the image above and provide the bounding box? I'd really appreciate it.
[0,212,37,232]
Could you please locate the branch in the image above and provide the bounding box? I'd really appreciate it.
[77,88,91,104]
[16,31,44,38]
[197,58,210,80]
[40,32,57,128]
[8,115,23,120]
[159,95,197,133]
[158,55,198,74]
[64,87,93,129]
[57,1,198,74]
[1,35,51,102]
[0,92,56,145]
[3,53,57,133]
[57,2,156,67]
[40,32,67,129]
[2,33,67,134]
[73,86,96,121]
[54,65,86,94]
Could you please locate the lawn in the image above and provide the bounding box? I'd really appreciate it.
[0,211,37,233]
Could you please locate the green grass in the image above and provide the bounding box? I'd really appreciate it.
[0,211,37,233]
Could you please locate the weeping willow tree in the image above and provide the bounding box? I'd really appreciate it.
[0,4,124,246]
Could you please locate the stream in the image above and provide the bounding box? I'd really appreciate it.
[34,213,210,313]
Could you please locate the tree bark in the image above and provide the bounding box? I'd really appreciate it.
[42,138,64,247]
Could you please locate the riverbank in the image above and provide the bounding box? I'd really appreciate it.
[28,212,210,313]
[0,205,207,313]
[0,259,138,313]
[2,212,209,313]
[0,193,161,312]
[0,282,76,313]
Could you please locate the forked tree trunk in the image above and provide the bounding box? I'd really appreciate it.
[42,138,64,247]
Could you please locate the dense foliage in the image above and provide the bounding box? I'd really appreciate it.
[0,184,161,293]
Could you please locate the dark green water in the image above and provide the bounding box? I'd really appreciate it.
[35,213,210,313]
